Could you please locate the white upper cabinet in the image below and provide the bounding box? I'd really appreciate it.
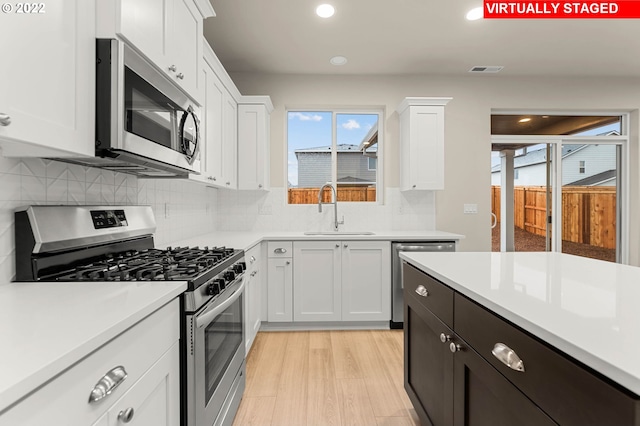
[190,43,239,188]
[397,97,452,190]
[0,0,96,158]
[98,0,215,103]
[238,98,273,190]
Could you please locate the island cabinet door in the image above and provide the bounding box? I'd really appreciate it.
[404,293,454,426]
[451,341,557,426]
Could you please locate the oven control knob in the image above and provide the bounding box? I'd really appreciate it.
[207,283,219,296]
[224,270,236,282]
[232,264,244,274]
[215,278,226,290]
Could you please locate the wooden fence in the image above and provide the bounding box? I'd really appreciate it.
[288,186,376,204]
[491,186,616,249]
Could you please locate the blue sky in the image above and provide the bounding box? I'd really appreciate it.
[287,112,378,186]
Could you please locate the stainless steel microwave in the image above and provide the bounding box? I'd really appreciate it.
[81,39,201,177]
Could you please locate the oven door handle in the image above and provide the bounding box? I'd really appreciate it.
[196,278,246,329]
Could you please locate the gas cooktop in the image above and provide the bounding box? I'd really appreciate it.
[46,246,240,282]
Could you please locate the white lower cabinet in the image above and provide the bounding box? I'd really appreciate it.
[341,241,391,321]
[244,244,262,353]
[293,241,341,321]
[0,300,180,426]
[266,242,293,322]
[290,240,391,323]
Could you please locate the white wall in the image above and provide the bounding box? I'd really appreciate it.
[228,72,640,261]
[0,154,217,283]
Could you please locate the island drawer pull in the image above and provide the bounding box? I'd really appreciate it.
[88,366,127,403]
[274,248,287,254]
[492,343,525,372]
[415,285,429,297]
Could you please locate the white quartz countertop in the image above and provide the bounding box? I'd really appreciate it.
[0,280,186,413]
[168,230,465,252]
[399,251,640,396]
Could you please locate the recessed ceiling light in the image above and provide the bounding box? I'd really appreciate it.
[519,117,532,123]
[316,4,335,18]
[330,56,347,66]
[466,6,483,20]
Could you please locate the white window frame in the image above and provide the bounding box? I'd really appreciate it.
[285,107,384,205]
[579,160,586,174]
[491,110,629,264]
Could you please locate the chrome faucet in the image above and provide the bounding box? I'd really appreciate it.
[318,183,344,231]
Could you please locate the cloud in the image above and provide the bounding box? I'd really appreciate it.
[342,119,361,130]
[289,112,323,121]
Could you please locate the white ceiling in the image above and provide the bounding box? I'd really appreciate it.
[203,0,640,77]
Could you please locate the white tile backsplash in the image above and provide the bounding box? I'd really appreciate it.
[0,157,217,283]
[215,187,435,232]
[0,156,432,283]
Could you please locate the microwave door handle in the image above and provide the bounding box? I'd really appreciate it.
[196,278,246,329]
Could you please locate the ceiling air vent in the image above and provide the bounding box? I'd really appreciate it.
[469,66,504,73]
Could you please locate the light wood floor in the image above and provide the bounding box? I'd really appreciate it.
[232,330,419,426]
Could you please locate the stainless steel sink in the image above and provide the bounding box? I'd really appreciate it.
[303,231,376,235]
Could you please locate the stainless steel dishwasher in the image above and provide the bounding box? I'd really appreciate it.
[391,241,456,328]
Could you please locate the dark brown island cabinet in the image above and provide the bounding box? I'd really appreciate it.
[403,262,640,426]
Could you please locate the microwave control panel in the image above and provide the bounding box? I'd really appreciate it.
[90,209,128,229]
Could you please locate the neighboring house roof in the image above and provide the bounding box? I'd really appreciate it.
[492,130,620,172]
[566,169,616,186]
[492,144,586,172]
[337,176,374,184]
[295,144,360,154]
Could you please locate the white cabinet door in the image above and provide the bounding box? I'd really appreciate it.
[222,93,238,189]
[267,258,293,322]
[169,0,202,98]
[397,97,451,191]
[118,0,168,69]
[106,342,180,426]
[341,241,391,321]
[293,241,342,322]
[115,0,205,102]
[238,100,272,190]
[0,0,95,158]
[191,61,224,185]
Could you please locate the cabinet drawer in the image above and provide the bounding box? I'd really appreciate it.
[0,300,180,426]
[267,241,292,258]
[454,293,640,426]
[403,263,453,328]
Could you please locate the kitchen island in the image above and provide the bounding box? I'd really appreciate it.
[401,251,640,426]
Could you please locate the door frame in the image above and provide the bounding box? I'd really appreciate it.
[491,133,629,264]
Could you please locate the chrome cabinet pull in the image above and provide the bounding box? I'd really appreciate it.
[176,72,184,80]
[250,271,257,277]
[274,248,287,254]
[415,285,429,297]
[492,343,525,372]
[258,184,263,188]
[250,255,256,263]
[88,366,127,403]
[449,342,462,353]
[0,113,11,126]
[168,64,177,72]
[439,333,451,343]
[118,407,135,423]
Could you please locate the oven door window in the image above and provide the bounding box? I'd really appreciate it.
[204,296,244,402]
[124,67,179,149]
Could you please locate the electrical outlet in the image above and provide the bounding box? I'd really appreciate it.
[463,203,478,214]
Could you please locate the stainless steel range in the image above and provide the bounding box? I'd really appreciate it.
[15,205,246,426]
